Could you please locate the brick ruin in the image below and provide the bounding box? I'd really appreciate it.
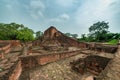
[96,41,120,80]
[0,27,120,80]
[20,50,80,70]
[0,41,81,80]
[0,40,21,59]
[70,55,111,75]
[0,40,22,80]
[33,26,81,50]
[0,42,11,59]
[86,43,118,53]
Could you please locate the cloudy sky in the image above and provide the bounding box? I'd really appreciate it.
[0,0,120,36]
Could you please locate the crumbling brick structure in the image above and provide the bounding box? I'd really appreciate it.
[86,43,118,53]
[0,42,11,59]
[0,40,21,59]
[70,55,111,75]
[33,26,81,50]
[0,40,21,47]
[19,50,80,70]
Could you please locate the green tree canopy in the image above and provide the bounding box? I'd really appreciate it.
[35,31,43,39]
[64,33,71,37]
[89,21,109,42]
[64,33,78,39]
[71,34,78,39]
[0,23,35,41]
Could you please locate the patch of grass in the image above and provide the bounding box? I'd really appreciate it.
[107,39,119,45]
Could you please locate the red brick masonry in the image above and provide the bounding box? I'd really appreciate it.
[0,43,11,58]
[9,61,22,80]
[0,40,21,59]
[20,50,80,70]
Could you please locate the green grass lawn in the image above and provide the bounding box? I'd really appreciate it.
[106,39,119,45]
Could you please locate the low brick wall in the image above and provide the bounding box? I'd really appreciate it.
[39,54,60,65]
[0,61,22,80]
[9,61,22,80]
[92,44,117,53]
[81,42,118,53]
[79,42,88,48]
[0,40,21,47]
[20,50,80,70]
[0,43,11,58]
[0,40,21,59]
[96,44,120,80]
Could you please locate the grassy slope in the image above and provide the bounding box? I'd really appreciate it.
[106,39,119,45]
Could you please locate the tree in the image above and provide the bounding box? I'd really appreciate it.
[77,34,87,42]
[81,34,86,40]
[64,33,78,39]
[71,34,78,39]
[89,21,109,42]
[0,23,35,41]
[114,33,120,39]
[16,27,34,41]
[64,33,71,37]
[35,31,43,39]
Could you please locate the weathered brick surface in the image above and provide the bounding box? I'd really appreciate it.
[34,26,81,48]
[0,40,21,58]
[0,39,119,80]
[39,54,59,65]
[0,42,22,80]
[20,50,80,70]
[79,42,88,48]
[0,61,22,80]
[9,61,22,80]
[70,55,111,75]
[96,43,120,80]
[0,40,21,47]
[0,43,11,58]
[86,43,118,53]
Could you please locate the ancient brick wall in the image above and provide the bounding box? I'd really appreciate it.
[0,43,11,58]
[39,54,60,65]
[0,40,21,47]
[94,44,117,53]
[0,40,21,58]
[96,43,120,80]
[26,41,33,48]
[0,61,22,80]
[9,61,22,80]
[79,42,88,48]
[20,50,80,70]
[84,42,118,53]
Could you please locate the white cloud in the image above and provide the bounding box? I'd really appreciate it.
[56,0,78,7]
[60,13,70,20]
[103,0,116,6]
[75,0,117,27]
[49,13,70,22]
[50,18,61,22]
[29,0,45,19]
[30,0,45,9]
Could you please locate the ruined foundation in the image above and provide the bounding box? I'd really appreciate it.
[0,27,120,80]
